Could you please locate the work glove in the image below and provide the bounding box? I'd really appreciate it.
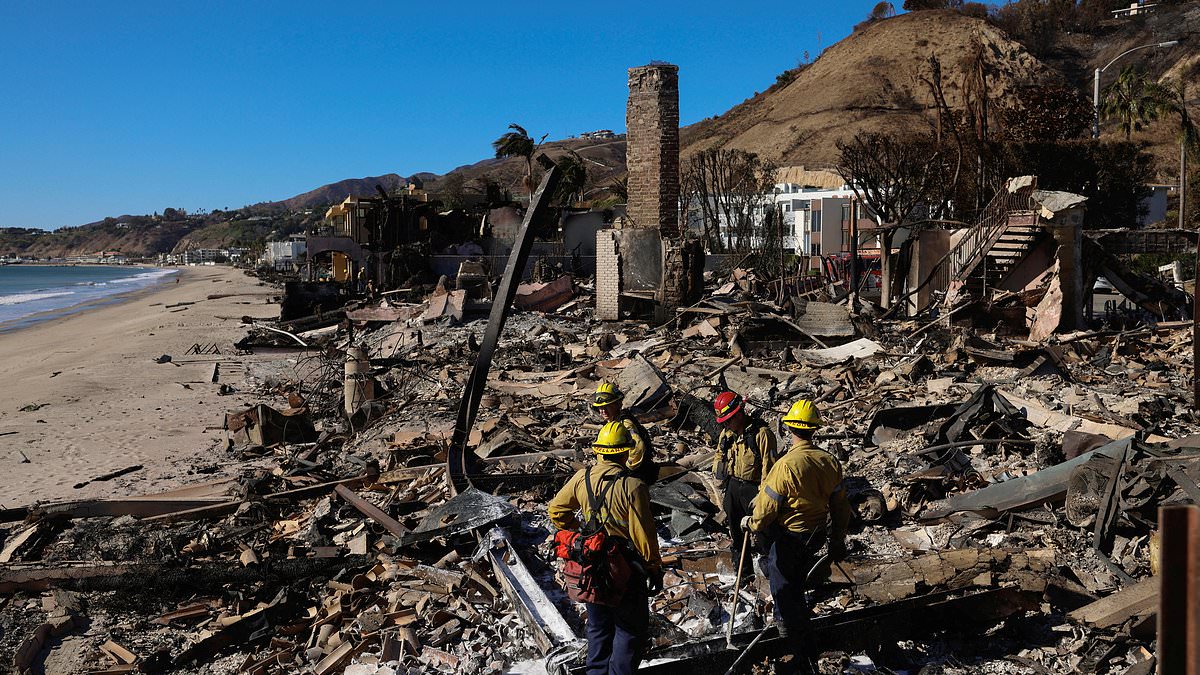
[829,539,848,562]
[751,532,768,555]
[739,515,754,533]
[647,568,665,595]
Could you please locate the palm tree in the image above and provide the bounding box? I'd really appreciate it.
[1102,65,1162,139]
[492,123,545,201]
[553,152,588,205]
[609,176,629,202]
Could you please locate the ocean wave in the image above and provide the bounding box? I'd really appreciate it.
[0,291,75,306]
[110,269,178,284]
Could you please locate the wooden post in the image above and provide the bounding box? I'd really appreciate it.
[848,199,859,311]
[1194,226,1199,408]
[1157,505,1199,675]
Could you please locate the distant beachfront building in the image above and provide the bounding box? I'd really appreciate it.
[179,249,225,265]
[264,234,306,267]
[683,166,884,265]
[64,251,129,264]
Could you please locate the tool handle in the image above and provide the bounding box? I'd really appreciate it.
[726,530,751,645]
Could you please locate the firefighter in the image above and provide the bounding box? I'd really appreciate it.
[592,382,657,485]
[549,421,663,675]
[711,390,777,567]
[742,399,851,660]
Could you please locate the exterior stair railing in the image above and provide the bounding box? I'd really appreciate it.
[914,178,1038,310]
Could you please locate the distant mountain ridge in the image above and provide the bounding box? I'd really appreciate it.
[279,173,407,211]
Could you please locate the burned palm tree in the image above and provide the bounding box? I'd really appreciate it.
[492,123,546,201]
[553,151,588,205]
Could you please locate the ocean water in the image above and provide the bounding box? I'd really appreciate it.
[0,265,177,330]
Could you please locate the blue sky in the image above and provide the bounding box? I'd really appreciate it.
[0,1,885,229]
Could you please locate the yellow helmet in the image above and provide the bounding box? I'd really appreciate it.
[592,382,625,408]
[782,399,822,430]
[593,421,633,454]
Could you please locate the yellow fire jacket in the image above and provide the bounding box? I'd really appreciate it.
[548,459,662,572]
[712,418,777,484]
[748,439,851,540]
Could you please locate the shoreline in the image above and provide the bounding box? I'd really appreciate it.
[0,265,281,507]
[0,268,179,334]
[0,261,159,266]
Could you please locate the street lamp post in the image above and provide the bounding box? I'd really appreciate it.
[1093,40,1179,139]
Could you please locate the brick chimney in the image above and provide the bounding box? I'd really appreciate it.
[626,63,680,238]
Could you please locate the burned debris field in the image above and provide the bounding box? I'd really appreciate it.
[3,192,1199,673]
[6,9,1200,672]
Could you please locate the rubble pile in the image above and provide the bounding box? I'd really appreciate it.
[2,261,1198,675]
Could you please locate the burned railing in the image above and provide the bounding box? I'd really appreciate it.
[914,179,1038,311]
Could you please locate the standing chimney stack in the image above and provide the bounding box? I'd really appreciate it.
[625,63,680,238]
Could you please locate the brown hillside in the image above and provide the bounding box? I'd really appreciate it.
[680,10,1060,167]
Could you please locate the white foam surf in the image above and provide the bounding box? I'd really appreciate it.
[0,291,76,306]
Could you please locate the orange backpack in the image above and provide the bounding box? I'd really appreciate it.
[554,470,632,606]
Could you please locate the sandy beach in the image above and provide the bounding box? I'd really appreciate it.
[0,266,280,508]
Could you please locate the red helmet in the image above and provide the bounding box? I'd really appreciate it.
[713,391,743,424]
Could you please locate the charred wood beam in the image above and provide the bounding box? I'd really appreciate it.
[277,310,346,333]
[139,474,372,524]
[448,158,562,495]
[1157,505,1200,675]
[18,474,372,525]
[0,562,134,595]
[29,499,233,521]
[1,557,363,596]
[334,484,409,537]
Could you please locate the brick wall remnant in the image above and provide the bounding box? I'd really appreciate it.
[658,239,705,312]
[596,230,622,321]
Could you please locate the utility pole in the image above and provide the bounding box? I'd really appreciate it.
[1182,140,1188,230]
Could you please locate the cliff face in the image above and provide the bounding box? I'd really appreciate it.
[0,176,387,258]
